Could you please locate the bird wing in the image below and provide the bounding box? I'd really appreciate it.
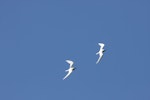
[96,52,103,64]
[66,60,74,67]
[96,52,99,55]
[99,43,105,49]
[63,70,72,80]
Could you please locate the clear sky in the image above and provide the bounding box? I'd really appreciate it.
[0,0,150,100]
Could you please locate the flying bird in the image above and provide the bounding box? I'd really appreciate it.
[96,43,105,64]
[63,60,76,80]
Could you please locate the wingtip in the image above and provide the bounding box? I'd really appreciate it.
[96,59,100,64]
[62,78,65,80]
[98,43,105,46]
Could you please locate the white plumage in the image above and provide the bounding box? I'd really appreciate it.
[63,60,76,80]
[96,43,105,64]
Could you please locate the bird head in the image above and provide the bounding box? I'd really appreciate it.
[103,50,106,52]
[73,67,76,70]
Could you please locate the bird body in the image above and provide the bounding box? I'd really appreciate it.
[63,60,76,80]
[96,43,105,64]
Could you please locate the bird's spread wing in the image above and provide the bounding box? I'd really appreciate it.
[96,52,103,64]
[96,52,99,55]
[99,43,105,49]
[63,70,72,80]
[66,60,74,67]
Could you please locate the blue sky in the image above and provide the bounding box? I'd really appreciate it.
[0,0,150,100]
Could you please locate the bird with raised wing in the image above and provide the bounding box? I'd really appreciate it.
[63,60,76,80]
[96,43,105,64]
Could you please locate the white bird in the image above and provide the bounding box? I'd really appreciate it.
[96,43,105,64]
[63,60,76,80]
